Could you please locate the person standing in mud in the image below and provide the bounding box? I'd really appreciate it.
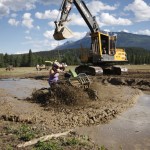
[48,61,62,88]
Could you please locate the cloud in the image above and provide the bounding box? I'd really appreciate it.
[0,3,9,18]
[25,30,30,34]
[21,39,61,52]
[1,0,36,11]
[122,29,129,33]
[35,9,59,19]
[87,0,117,16]
[48,21,55,28]
[99,13,132,26]
[0,0,36,18]
[39,0,61,5]
[43,30,54,39]
[135,29,150,36]
[70,31,87,40]
[25,36,32,40]
[36,26,40,30]
[8,18,19,26]
[124,0,150,22]
[22,13,34,28]
[11,13,17,18]
[68,13,86,27]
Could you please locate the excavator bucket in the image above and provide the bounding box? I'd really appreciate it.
[69,73,91,89]
[53,26,73,40]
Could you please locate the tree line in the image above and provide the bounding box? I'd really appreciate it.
[0,47,150,68]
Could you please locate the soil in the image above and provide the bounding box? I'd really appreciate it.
[0,68,150,149]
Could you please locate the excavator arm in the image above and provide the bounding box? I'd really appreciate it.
[53,0,99,40]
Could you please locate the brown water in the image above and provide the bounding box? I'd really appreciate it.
[76,94,150,150]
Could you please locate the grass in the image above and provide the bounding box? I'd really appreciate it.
[2,123,108,149]
[124,64,150,70]
[4,124,36,142]
[34,141,62,150]
[0,66,77,77]
[0,65,149,77]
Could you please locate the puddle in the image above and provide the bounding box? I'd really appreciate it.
[0,78,49,99]
[76,95,150,150]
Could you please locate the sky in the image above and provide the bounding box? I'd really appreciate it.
[0,0,150,54]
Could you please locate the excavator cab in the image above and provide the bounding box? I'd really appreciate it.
[53,21,74,40]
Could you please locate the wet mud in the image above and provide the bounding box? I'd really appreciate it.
[0,69,149,149]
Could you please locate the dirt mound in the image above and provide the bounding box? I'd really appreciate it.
[24,81,142,132]
[31,83,90,106]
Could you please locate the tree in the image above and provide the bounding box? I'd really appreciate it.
[28,49,33,67]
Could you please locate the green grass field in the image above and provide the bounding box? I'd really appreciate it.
[0,65,149,76]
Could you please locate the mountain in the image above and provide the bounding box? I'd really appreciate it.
[54,32,150,51]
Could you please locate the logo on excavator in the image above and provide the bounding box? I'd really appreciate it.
[79,3,89,18]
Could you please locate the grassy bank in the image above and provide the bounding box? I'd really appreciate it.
[0,65,150,77]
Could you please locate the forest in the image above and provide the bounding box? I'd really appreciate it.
[0,47,150,68]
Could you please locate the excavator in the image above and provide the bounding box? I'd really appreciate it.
[53,0,128,76]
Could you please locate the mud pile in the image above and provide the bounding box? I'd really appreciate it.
[31,83,90,106]
[97,76,150,91]
[27,81,141,131]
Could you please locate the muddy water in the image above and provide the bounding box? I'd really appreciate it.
[0,78,49,99]
[76,95,150,150]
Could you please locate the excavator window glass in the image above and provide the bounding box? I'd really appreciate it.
[101,34,109,54]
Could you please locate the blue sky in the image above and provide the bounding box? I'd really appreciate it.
[0,0,150,54]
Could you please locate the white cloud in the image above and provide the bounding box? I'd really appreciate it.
[1,0,36,12]
[11,13,17,18]
[48,21,55,28]
[87,1,117,16]
[135,29,150,36]
[36,26,40,30]
[70,31,86,40]
[0,3,9,18]
[25,30,30,34]
[43,30,54,39]
[25,36,32,40]
[39,0,61,5]
[124,0,150,22]
[35,9,59,19]
[21,39,61,52]
[122,29,129,33]
[22,13,34,29]
[99,13,132,26]
[0,0,36,18]
[103,29,110,33]
[8,18,19,26]
[68,13,86,27]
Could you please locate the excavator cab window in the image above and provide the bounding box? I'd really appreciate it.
[109,36,117,55]
[101,34,109,54]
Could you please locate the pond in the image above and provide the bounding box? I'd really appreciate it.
[76,94,150,150]
[0,78,49,99]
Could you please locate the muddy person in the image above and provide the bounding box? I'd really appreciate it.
[48,61,64,88]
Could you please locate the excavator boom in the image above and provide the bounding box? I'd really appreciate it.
[53,0,99,41]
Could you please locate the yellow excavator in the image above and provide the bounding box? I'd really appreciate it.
[53,0,127,75]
